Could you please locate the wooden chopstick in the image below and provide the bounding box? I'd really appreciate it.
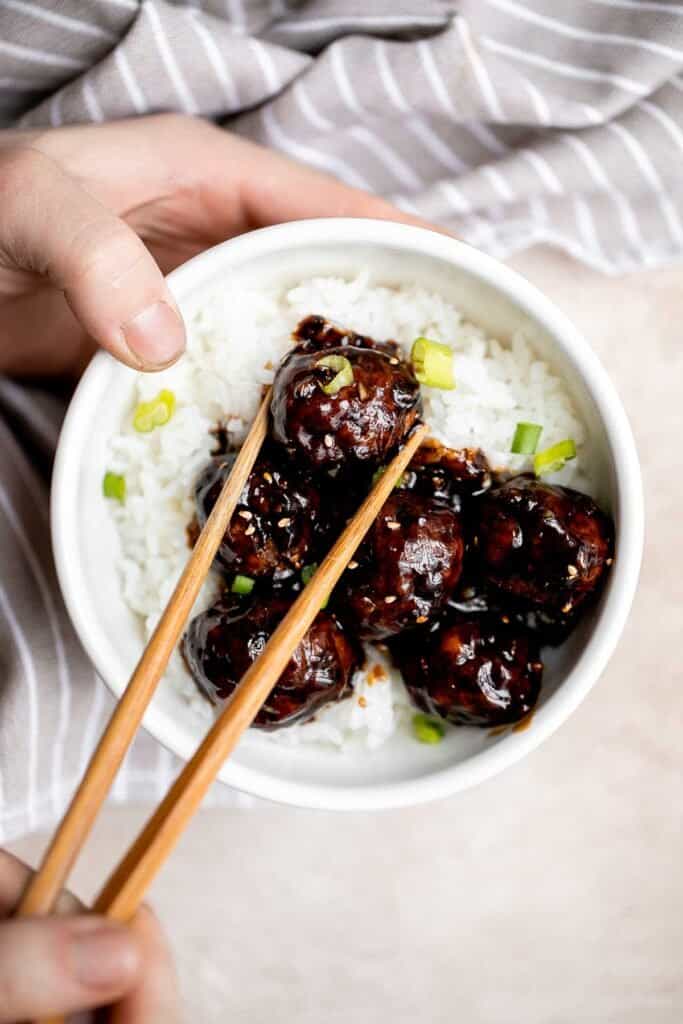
[17,390,271,920]
[93,422,428,923]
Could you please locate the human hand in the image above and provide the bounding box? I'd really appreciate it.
[0,849,180,1022]
[0,113,425,378]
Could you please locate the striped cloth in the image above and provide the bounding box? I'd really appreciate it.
[1,0,682,840]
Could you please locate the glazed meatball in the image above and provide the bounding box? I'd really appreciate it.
[401,438,492,510]
[194,447,322,580]
[478,475,614,614]
[183,593,362,729]
[293,314,401,358]
[336,491,464,640]
[394,616,543,727]
[270,344,422,475]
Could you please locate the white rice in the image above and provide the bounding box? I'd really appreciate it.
[107,272,591,750]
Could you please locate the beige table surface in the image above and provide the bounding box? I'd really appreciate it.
[10,247,683,1024]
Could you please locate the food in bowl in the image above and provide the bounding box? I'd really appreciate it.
[103,272,614,750]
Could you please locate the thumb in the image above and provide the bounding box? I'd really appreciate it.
[0,915,142,1022]
[0,145,185,370]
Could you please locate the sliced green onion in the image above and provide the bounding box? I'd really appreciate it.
[315,354,354,396]
[301,563,318,586]
[410,337,455,389]
[412,713,445,745]
[534,439,577,477]
[511,422,543,455]
[231,574,255,595]
[301,562,329,609]
[102,471,126,504]
[132,389,176,433]
[371,466,406,490]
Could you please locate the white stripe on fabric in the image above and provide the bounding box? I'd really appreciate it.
[481,36,648,95]
[331,45,423,190]
[463,121,508,157]
[97,0,137,9]
[0,584,39,830]
[275,14,449,33]
[523,77,552,125]
[0,486,72,816]
[417,39,457,117]
[78,673,107,781]
[406,117,470,175]
[291,78,334,133]
[82,78,104,122]
[606,120,683,244]
[486,0,683,62]
[186,9,240,109]
[0,39,88,71]
[375,40,470,174]
[455,15,505,121]
[483,164,516,201]
[587,0,683,14]
[114,46,146,114]
[249,38,281,93]
[573,194,605,261]
[350,125,423,190]
[519,148,564,195]
[144,2,199,114]
[438,179,473,215]
[0,76,56,91]
[261,103,372,190]
[2,0,118,43]
[562,132,644,250]
[581,103,604,125]
[637,98,683,161]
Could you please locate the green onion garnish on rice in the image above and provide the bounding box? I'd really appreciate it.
[410,337,455,389]
[511,422,543,455]
[315,354,354,395]
[231,574,255,596]
[301,563,329,609]
[301,563,318,586]
[132,389,176,433]
[534,439,577,477]
[102,471,126,503]
[412,713,445,745]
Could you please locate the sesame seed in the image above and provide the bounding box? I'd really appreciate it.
[389,357,399,365]
[384,595,397,604]
[416,615,428,624]
[501,615,510,624]
[386,520,400,530]
[244,525,255,536]
[562,601,573,614]
[263,472,273,484]
[323,434,334,448]
[606,558,614,566]
[238,510,252,521]
[278,517,292,528]
[358,382,368,400]
[348,560,359,570]
[567,564,578,578]
[358,696,368,708]
[532,662,543,672]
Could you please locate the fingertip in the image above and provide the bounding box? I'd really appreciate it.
[67,916,143,992]
[121,299,186,371]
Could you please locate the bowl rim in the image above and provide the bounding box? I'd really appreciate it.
[51,218,644,811]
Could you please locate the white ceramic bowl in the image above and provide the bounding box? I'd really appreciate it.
[52,219,643,810]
